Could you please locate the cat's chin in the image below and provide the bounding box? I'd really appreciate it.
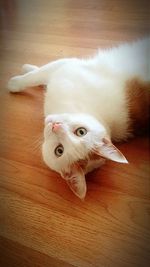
[85,158,106,174]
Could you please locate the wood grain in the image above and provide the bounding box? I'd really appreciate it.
[0,0,150,267]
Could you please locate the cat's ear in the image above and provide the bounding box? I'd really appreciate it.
[61,165,87,199]
[97,137,128,163]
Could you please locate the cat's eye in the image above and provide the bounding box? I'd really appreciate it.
[55,144,64,157]
[75,127,87,137]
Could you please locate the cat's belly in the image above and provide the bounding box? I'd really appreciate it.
[44,75,130,141]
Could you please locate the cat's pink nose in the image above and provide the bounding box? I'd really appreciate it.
[52,122,62,132]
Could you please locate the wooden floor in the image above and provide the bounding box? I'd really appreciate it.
[0,1,150,266]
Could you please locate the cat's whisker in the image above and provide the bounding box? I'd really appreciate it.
[31,135,43,154]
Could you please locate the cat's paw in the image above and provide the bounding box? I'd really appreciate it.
[21,64,38,74]
[8,76,23,92]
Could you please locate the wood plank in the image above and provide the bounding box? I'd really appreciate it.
[0,236,75,267]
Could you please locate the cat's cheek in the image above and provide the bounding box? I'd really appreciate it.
[42,143,53,170]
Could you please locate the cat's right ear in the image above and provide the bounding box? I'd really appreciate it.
[61,165,87,200]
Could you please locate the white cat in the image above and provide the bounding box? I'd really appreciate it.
[8,38,150,199]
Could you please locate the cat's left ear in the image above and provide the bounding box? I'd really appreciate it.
[97,137,128,163]
[61,165,87,199]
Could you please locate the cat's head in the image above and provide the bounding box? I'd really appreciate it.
[42,113,128,199]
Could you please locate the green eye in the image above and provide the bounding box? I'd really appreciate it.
[55,144,64,157]
[75,127,87,137]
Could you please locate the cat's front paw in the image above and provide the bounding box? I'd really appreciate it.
[21,64,38,74]
[8,76,23,92]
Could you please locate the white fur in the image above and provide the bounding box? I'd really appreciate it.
[8,38,150,198]
[43,113,106,173]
